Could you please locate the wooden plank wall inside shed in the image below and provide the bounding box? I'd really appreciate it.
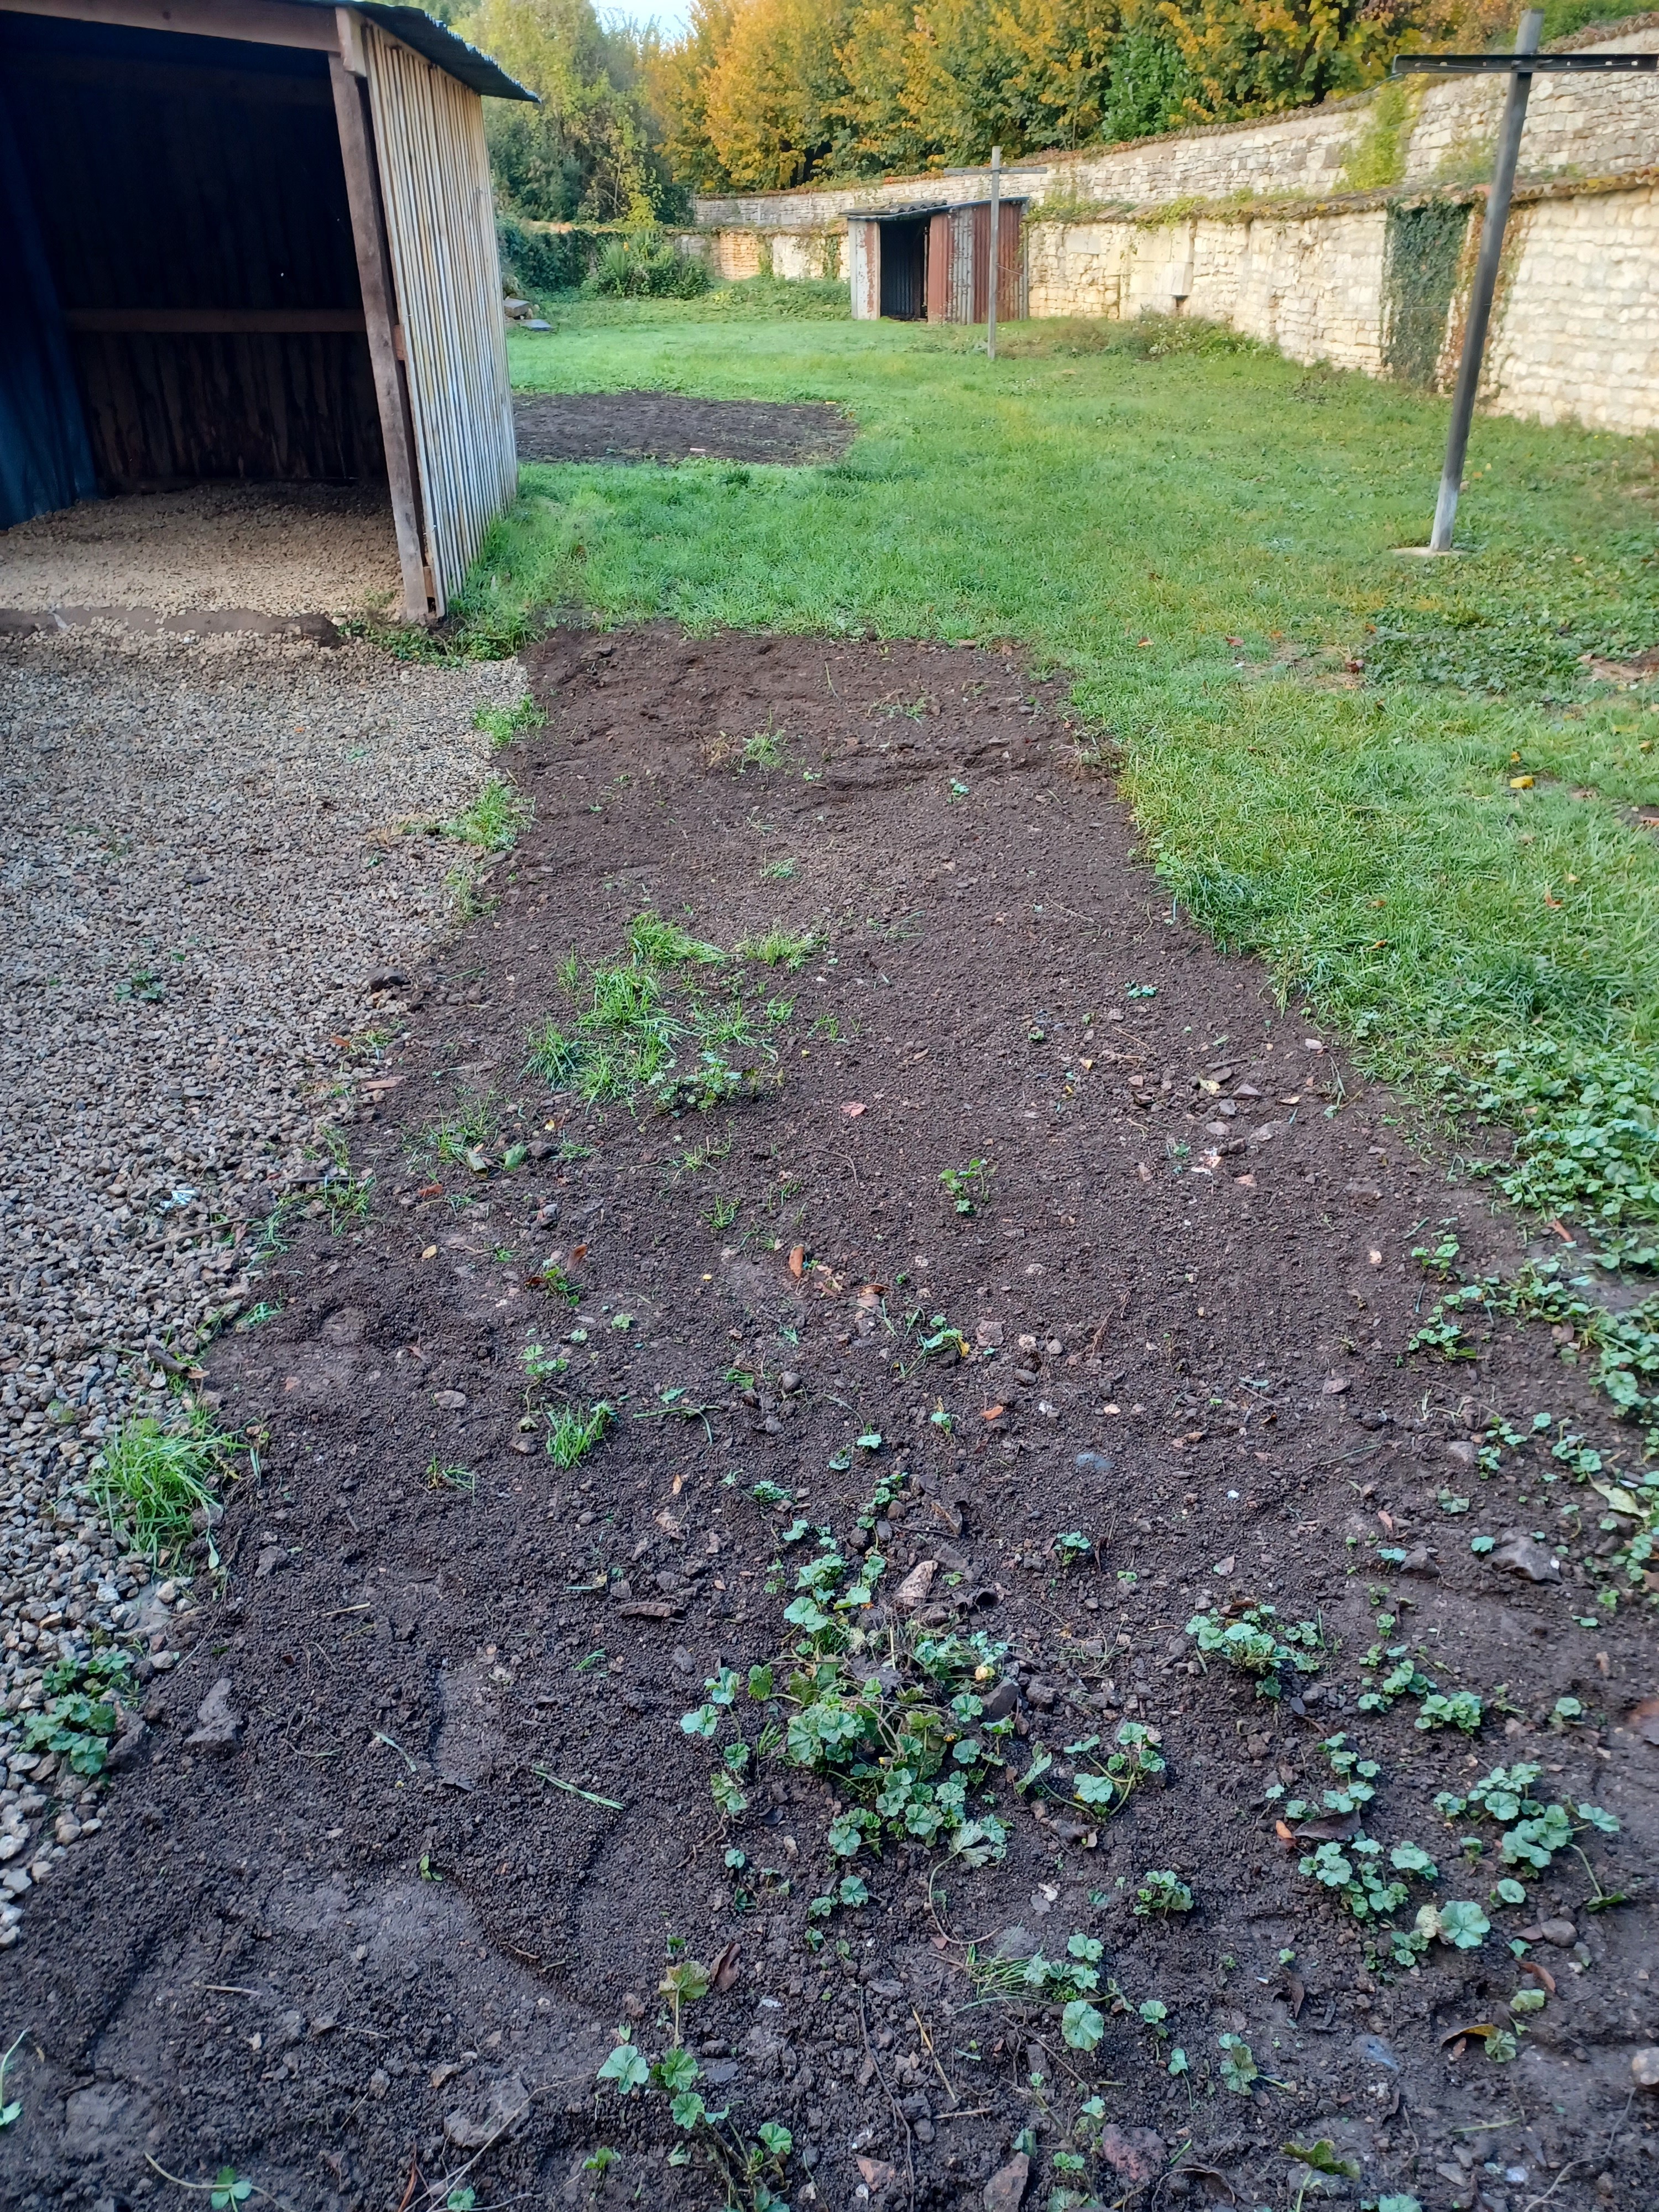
[0,14,382,488]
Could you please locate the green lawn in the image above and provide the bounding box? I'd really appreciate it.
[476,304,1659,1246]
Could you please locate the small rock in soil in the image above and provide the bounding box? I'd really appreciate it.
[184,1678,243,1756]
[984,2152,1031,2210]
[1490,1533,1561,1582]
[1098,2124,1165,2183]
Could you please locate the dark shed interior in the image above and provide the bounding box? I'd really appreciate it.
[877,216,928,321]
[0,12,380,526]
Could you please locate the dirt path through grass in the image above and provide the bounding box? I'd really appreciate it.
[4,629,1652,2212]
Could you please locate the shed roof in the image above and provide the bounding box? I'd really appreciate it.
[847,195,1031,221]
[294,0,535,100]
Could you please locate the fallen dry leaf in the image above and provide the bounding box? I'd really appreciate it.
[1519,1957,1557,1996]
[571,1241,588,1262]
[1627,1695,1659,1746]
[787,1244,805,1277]
[711,1940,741,1992]
[842,1100,866,1117]
[1440,2020,1498,2047]
[856,2156,897,2193]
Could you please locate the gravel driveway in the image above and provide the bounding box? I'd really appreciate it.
[0,629,523,1937]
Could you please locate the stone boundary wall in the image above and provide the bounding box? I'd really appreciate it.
[677,22,1659,436]
[692,20,1659,228]
[1019,171,1659,432]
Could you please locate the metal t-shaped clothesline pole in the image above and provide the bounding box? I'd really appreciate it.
[1392,15,1659,551]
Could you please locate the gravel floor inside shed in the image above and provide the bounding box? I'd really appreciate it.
[0,484,403,620]
[0,627,523,1936]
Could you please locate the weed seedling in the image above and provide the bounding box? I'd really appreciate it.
[736,926,822,969]
[472,693,545,748]
[938,1157,992,1215]
[23,1649,133,1777]
[1134,1869,1194,1917]
[1186,1598,1324,1698]
[1217,2032,1258,2093]
[426,1460,476,1495]
[760,858,797,880]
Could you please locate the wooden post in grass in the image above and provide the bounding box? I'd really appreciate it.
[987,145,1001,362]
[1429,10,1542,553]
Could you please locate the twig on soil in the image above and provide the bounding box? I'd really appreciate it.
[394,2153,421,2212]
[910,2006,959,2107]
[531,1762,623,1809]
[859,1987,915,2210]
[675,1824,722,1873]
[144,2155,284,2207]
[416,2082,549,2209]
[1521,2091,1633,2212]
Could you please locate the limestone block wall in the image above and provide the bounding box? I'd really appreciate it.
[680,20,1659,436]
[1402,22,1659,184]
[1488,182,1659,430]
[1027,209,1391,373]
[672,226,844,280]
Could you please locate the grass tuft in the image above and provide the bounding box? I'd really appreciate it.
[444,773,533,852]
[547,1400,614,1468]
[93,1405,232,1563]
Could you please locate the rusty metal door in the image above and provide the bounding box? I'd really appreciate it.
[926,211,949,321]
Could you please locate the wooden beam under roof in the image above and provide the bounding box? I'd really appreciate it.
[0,0,338,52]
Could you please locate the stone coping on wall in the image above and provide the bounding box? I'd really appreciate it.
[683,161,1659,244]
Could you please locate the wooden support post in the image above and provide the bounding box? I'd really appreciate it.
[986,145,1001,361]
[330,51,432,622]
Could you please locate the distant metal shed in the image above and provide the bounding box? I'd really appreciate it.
[847,198,1028,324]
[0,0,534,618]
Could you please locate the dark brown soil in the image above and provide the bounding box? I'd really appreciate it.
[6,628,1656,2212]
[512,393,854,466]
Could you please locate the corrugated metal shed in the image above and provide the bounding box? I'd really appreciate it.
[848,197,1028,326]
[0,0,533,618]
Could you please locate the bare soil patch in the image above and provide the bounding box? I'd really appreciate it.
[513,393,854,466]
[4,627,1654,2212]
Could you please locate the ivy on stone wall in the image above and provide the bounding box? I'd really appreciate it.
[1382,197,1470,385]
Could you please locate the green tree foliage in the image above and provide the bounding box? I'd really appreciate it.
[451,0,687,220]
[651,0,1527,194]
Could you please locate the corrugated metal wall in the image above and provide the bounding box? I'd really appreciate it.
[362,22,515,615]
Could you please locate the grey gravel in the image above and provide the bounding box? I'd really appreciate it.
[0,626,526,1942]
[1,483,402,617]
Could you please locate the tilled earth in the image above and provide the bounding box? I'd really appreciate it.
[512,393,855,467]
[4,628,1657,2212]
